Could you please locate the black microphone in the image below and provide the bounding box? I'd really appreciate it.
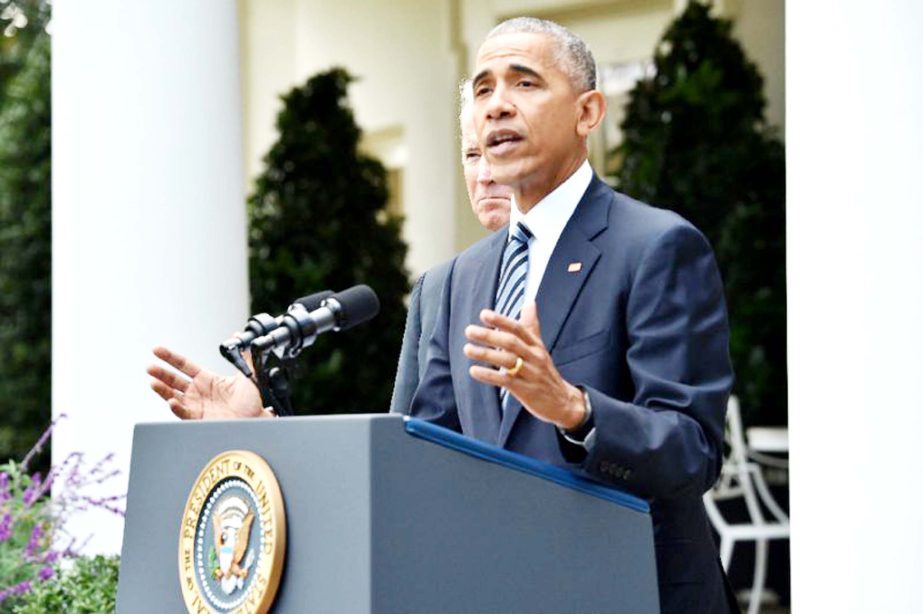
[251,285,380,359]
[219,290,334,376]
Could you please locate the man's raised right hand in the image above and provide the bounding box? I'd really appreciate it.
[147,346,268,420]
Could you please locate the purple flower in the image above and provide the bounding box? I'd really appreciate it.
[0,580,33,604]
[22,473,42,507]
[88,452,115,476]
[0,513,12,542]
[23,523,44,559]
[21,413,66,470]
[5,423,125,583]
[22,486,36,506]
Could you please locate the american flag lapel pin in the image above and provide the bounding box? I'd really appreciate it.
[567,262,582,273]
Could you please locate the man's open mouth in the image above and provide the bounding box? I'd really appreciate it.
[486,130,523,154]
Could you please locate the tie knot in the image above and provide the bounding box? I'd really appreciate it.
[510,221,533,246]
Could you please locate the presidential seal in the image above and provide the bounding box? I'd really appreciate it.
[179,450,286,614]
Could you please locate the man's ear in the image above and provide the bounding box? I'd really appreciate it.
[575,89,606,137]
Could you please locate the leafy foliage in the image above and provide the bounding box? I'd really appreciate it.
[0,420,123,612]
[10,555,119,614]
[248,68,409,414]
[0,13,51,466]
[0,460,54,607]
[0,1,50,100]
[615,1,786,425]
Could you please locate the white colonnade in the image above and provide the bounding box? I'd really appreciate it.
[788,1,923,610]
[52,1,248,553]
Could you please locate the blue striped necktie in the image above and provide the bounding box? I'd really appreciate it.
[495,221,532,411]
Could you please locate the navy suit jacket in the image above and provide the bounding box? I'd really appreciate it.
[410,175,736,613]
[389,259,454,414]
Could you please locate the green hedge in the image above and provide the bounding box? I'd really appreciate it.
[0,13,51,469]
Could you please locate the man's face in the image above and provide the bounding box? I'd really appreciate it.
[472,32,584,194]
[462,115,512,232]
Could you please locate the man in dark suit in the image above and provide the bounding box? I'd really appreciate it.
[390,84,512,414]
[409,17,736,613]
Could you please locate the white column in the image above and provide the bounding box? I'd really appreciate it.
[788,1,923,610]
[52,1,248,553]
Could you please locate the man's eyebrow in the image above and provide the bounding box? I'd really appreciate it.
[473,63,543,87]
[509,63,543,80]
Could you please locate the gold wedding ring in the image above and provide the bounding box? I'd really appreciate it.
[507,356,524,377]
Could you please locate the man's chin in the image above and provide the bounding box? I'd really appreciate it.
[484,158,527,186]
[478,198,511,211]
[477,205,511,232]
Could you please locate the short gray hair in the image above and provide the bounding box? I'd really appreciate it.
[486,17,597,92]
[458,79,473,126]
[458,79,475,154]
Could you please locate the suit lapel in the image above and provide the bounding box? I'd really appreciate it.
[496,176,611,448]
[460,229,507,444]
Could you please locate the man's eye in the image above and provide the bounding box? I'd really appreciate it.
[475,86,491,97]
[465,153,482,163]
[518,80,534,88]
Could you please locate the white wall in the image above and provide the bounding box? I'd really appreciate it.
[52,0,249,553]
[788,1,923,610]
[731,0,785,136]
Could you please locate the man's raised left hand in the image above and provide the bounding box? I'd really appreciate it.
[463,303,586,430]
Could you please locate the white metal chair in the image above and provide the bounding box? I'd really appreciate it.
[704,396,790,614]
[745,425,789,471]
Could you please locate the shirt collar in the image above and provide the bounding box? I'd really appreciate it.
[509,160,593,243]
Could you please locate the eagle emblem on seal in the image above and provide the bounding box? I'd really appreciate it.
[210,495,256,595]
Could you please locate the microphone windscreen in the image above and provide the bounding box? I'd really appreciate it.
[294,290,334,312]
[332,285,380,330]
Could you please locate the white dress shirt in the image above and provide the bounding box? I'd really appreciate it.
[507,159,597,448]
[508,160,594,303]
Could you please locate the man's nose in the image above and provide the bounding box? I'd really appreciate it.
[484,84,515,120]
[477,156,493,183]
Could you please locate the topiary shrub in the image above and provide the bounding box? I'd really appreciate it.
[248,68,409,415]
[615,1,786,426]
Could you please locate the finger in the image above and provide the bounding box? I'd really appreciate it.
[465,324,530,356]
[152,346,202,379]
[479,309,542,347]
[463,343,520,370]
[146,364,191,393]
[152,384,200,420]
[519,302,542,338]
[150,380,183,403]
[167,398,196,420]
[469,364,520,388]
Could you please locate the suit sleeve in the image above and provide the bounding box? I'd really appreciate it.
[408,261,461,432]
[579,223,733,501]
[389,273,425,414]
